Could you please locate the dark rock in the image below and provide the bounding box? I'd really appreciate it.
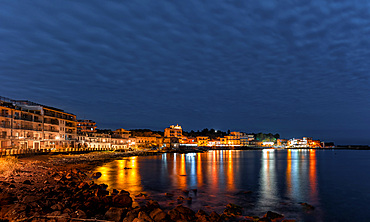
[112,194,133,208]
[65,173,73,180]
[209,211,222,222]
[182,190,190,195]
[74,209,87,219]
[165,193,174,197]
[146,200,160,212]
[10,180,15,183]
[224,203,242,216]
[168,205,195,221]
[138,211,154,222]
[48,211,62,216]
[51,203,64,211]
[92,172,102,179]
[78,182,89,189]
[195,209,208,218]
[63,208,73,214]
[8,184,15,188]
[95,188,109,197]
[196,215,211,222]
[22,180,32,185]
[192,189,198,195]
[135,193,148,198]
[149,208,168,222]
[245,216,260,221]
[99,183,109,190]
[300,202,315,210]
[120,190,130,195]
[112,189,119,195]
[72,168,79,174]
[101,196,113,207]
[43,180,50,184]
[22,195,40,203]
[186,197,192,204]
[123,208,140,222]
[53,174,63,181]
[263,211,284,220]
[104,207,127,222]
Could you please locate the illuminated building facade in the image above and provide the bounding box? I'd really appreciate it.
[208,139,221,147]
[0,96,77,150]
[135,136,160,148]
[78,133,111,149]
[164,124,182,138]
[220,132,245,146]
[77,120,97,133]
[196,136,209,147]
[112,128,131,139]
[287,137,322,148]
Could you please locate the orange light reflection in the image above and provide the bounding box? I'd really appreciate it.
[309,149,317,200]
[286,149,292,196]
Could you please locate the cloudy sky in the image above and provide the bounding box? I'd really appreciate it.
[1,1,369,144]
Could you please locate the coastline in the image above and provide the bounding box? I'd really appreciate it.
[0,151,291,222]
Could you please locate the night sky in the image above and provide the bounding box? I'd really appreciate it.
[1,1,369,144]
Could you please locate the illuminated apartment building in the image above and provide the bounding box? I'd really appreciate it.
[77,120,97,133]
[221,131,245,146]
[0,96,77,149]
[112,128,131,139]
[77,132,111,149]
[287,137,321,148]
[196,136,209,147]
[164,124,182,138]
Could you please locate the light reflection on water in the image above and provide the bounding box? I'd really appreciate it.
[93,150,370,221]
[95,156,143,194]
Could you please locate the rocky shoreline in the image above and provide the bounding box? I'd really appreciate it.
[0,152,294,222]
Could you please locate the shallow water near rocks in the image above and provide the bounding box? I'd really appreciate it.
[93,149,370,221]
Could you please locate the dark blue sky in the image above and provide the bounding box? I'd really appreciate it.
[1,1,369,144]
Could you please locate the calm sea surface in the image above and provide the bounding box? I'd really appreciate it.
[93,150,370,221]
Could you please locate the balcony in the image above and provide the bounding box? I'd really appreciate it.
[45,128,59,132]
[0,113,12,118]
[21,116,34,122]
[66,129,76,134]
[20,126,41,131]
[44,119,59,125]
[0,122,11,128]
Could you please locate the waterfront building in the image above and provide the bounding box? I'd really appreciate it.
[77,132,111,149]
[77,120,97,133]
[164,124,182,138]
[163,137,180,149]
[287,138,308,148]
[0,96,77,150]
[111,137,129,150]
[196,136,209,147]
[287,137,322,148]
[240,137,249,146]
[220,131,244,146]
[113,128,131,139]
[208,138,221,147]
[135,136,159,148]
[276,139,288,147]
